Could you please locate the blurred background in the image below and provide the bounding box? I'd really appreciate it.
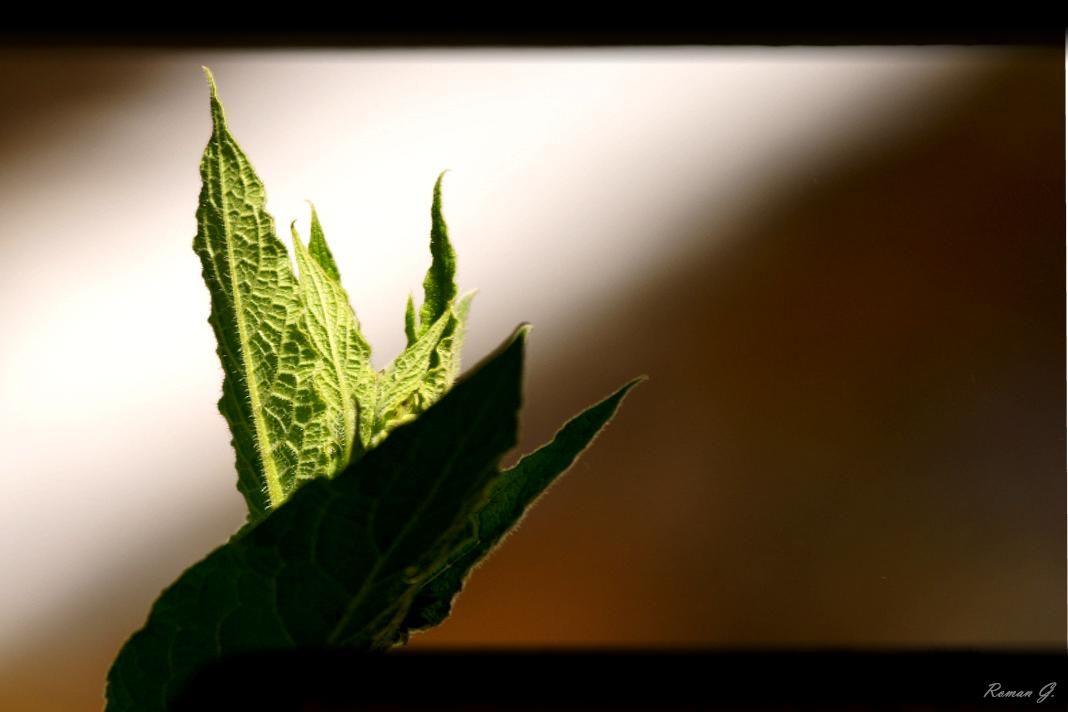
[0,46,1062,710]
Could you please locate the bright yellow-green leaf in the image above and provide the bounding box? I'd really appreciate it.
[372,308,453,443]
[290,207,376,467]
[192,68,330,518]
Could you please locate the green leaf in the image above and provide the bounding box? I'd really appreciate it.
[372,307,453,443]
[108,70,643,712]
[416,171,457,337]
[403,377,644,631]
[105,326,530,712]
[400,290,477,422]
[404,292,418,347]
[290,208,376,466]
[305,202,341,282]
[401,174,472,415]
[426,289,476,394]
[192,68,329,519]
[450,288,475,367]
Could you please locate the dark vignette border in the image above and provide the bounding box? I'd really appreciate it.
[0,19,1063,48]
[174,649,1068,710]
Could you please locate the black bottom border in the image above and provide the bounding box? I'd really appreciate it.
[174,648,1068,709]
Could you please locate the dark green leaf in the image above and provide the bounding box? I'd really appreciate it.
[403,377,644,631]
[104,327,530,712]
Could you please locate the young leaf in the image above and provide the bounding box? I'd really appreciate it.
[372,307,453,442]
[416,171,458,338]
[192,68,330,518]
[401,175,473,415]
[404,292,418,347]
[306,202,342,282]
[105,326,530,712]
[402,377,644,631]
[290,208,376,464]
[420,289,476,404]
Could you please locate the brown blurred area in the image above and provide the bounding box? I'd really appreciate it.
[411,49,1066,649]
[0,48,1063,712]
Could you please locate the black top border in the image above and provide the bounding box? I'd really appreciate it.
[0,25,1063,48]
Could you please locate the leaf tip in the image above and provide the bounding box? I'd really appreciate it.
[201,66,217,93]
[431,170,451,217]
[202,66,226,132]
[512,322,533,344]
[615,375,647,401]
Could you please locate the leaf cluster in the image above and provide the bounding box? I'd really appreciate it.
[104,69,640,712]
